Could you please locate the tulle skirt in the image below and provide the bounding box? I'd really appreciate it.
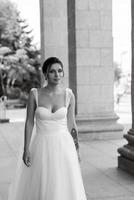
[8,131,87,200]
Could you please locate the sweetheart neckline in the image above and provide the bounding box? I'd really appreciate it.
[36,106,67,114]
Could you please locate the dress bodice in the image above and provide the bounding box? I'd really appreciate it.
[32,88,72,135]
[35,106,67,121]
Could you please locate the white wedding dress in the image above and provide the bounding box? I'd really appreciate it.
[8,88,87,200]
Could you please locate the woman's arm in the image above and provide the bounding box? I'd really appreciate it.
[23,89,36,166]
[67,91,79,152]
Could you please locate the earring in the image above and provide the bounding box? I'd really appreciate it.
[62,70,64,77]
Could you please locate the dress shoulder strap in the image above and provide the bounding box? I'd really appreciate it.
[31,88,38,107]
[65,88,73,108]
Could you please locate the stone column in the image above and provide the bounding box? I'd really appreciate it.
[39,0,69,87]
[75,0,123,137]
[118,0,134,174]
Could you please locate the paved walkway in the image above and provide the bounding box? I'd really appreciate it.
[0,94,134,200]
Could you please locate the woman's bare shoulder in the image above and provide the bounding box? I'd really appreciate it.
[66,87,74,97]
[37,87,47,94]
[66,87,73,92]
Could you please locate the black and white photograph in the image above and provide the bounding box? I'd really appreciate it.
[0,0,134,200]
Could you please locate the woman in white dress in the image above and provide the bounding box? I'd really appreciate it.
[8,57,87,200]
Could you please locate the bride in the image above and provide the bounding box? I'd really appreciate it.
[8,57,87,200]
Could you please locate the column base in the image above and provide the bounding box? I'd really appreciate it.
[118,156,134,175]
[76,113,124,140]
[117,129,134,175]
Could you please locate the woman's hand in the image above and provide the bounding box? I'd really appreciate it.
[22,150,31,167]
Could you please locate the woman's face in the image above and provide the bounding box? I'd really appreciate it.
[46,63,64,85]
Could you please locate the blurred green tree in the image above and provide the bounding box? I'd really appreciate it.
[0,0,41,105]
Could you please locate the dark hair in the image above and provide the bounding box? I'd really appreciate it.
[42,57,63,75]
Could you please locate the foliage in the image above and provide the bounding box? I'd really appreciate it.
[0,0,41,104]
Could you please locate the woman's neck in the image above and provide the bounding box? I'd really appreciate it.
[45,83,62,93]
